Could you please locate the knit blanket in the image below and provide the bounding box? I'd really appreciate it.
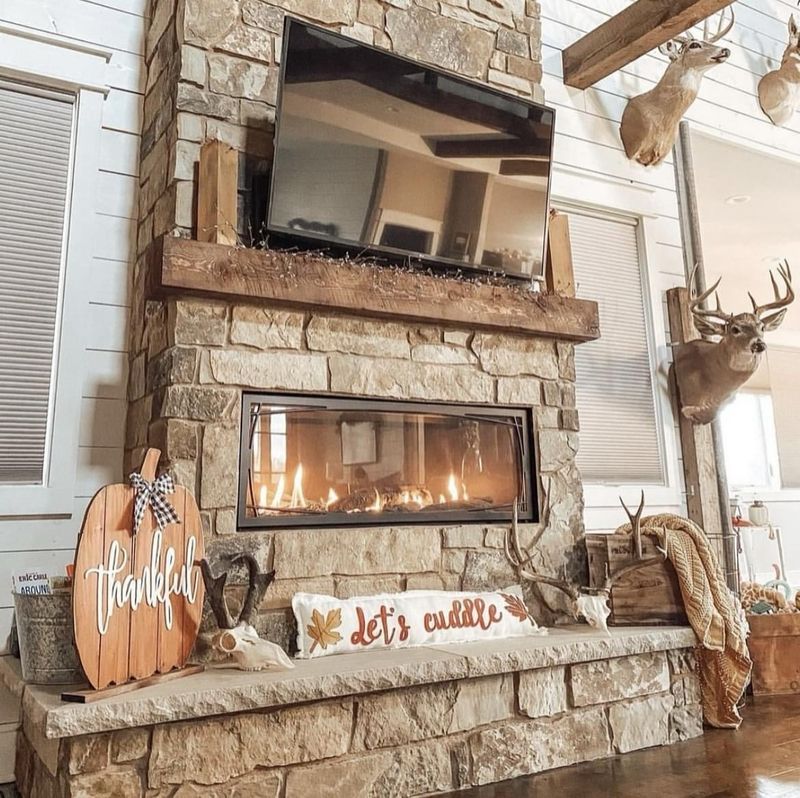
[614,513,752,729]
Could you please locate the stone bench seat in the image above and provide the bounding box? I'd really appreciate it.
[7,625,702,797]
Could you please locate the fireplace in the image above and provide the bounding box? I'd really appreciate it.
[238,393,536,529]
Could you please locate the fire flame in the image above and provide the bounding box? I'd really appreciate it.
[447,474,459,502]
[258,484,269,509]
[369,489,383,512]
[290,464,307,508]
[325,487,339,509]
[271,475,285,508]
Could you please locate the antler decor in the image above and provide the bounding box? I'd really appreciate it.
[200,555,294,671]
[620,8,734,166]
[505,492,665,633]
[675,261,794,424]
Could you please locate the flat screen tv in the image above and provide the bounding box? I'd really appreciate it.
[267,19,556,281]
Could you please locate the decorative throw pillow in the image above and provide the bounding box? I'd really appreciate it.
[292,584,545,659]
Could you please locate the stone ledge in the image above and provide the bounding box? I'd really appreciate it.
[1,626,696,741]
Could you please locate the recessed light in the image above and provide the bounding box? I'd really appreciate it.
[385,105,400,113]
[725,194,751,205]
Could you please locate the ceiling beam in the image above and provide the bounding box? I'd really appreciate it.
[562,0,736,90]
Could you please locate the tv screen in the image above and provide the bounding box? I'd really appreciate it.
[267,20,556,281]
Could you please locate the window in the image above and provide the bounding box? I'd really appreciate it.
[719,392,781,490]
[765,347,800,489]
[0,81,74,485]
[567,209,666,485]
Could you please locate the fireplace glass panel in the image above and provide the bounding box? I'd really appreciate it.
[239,394,535,529]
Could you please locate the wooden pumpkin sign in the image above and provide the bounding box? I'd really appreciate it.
[73,449,205,690]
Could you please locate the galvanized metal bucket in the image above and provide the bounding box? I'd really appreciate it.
[13,588,84,684]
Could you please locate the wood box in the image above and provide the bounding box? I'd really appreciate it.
[747,614,800,696]
[586,534,688,626]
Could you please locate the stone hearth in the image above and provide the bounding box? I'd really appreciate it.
[9,627,702,797]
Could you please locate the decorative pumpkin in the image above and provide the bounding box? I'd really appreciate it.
[72,448,205,689]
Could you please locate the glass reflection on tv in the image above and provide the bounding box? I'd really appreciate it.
[268,20,556,281]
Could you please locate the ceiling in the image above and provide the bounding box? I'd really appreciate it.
[691,131,800,350]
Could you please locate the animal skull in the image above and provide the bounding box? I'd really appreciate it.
[575,593,611,634]
[674,263,794,424]
[200,554,295,672]
[214,624,296,671]
[758,15,800,127]
[620,9,734,166]
[504,493,662,635]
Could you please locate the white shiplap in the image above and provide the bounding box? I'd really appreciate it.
[543,0,800,530]
[0,1,144,641]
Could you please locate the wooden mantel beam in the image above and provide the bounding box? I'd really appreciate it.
[562,0,736,90]
[147,236,601,343]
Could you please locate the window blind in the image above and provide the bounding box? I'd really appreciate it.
[766,347,800,488]
[567,210,666,485]
[0,82,74,484]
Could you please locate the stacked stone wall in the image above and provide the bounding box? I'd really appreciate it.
[127,297,585,645]
[16,647,703,797]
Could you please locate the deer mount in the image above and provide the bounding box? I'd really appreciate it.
[620,9,734,167]
[200,555,294,671]
[505,493,664,634]
[758,15,800,127]
[674,262,794,425]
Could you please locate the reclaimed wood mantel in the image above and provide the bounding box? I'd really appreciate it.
[146,236,600,343]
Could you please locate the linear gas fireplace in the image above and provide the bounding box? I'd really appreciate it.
[238,393,536,529]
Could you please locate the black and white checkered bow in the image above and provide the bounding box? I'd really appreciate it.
[129,472,180,535]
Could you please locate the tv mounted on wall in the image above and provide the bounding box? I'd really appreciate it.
[267,19,556,282]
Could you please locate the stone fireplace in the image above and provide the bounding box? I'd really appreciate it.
[127,0,603,640]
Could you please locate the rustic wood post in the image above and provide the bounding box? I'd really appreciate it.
[545,210,575,297]
[197,139,238,246]
[667,287,738,587]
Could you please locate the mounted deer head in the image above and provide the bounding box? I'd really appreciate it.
[504,493,663,634]
[620,9,734,166]
[758,15,800,126]
[200,554,294,671]
[674,262,794,424]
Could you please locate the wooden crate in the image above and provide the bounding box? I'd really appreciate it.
[586,534,688,626]
[747,614,800,696]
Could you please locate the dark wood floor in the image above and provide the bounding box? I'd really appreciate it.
[451,695,800,798]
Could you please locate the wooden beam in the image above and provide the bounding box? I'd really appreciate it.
[562,0,736,89]
[197,139,238,246]
[666,287,725,564]
[148,236,601,343]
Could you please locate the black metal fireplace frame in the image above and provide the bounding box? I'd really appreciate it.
[237,392,538,530]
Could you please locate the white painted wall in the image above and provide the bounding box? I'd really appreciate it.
[543,0,800,562]
[0,1,145,643]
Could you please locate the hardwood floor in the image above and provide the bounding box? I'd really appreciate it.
[449,695,800,798]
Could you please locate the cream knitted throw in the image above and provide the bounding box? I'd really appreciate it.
[614,513,751,729]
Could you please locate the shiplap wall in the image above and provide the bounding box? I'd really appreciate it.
[0,0,145,643]
[543,0,800,531]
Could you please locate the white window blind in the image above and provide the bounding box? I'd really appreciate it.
[0,82,74,485]
[567,210,665,485]
[767,347,800,488]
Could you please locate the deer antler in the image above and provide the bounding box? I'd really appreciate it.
[200,559,235,630]
[688,263,732,335]
[504,498,580,602]
[234,554,275,627]
[200,555,275,629]
[620,490,645,560]
[703,6,735,43]
[749,261,794,324]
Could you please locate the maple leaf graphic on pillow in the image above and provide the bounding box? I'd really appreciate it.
[307,608,343,652]
[500,592,531,623]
